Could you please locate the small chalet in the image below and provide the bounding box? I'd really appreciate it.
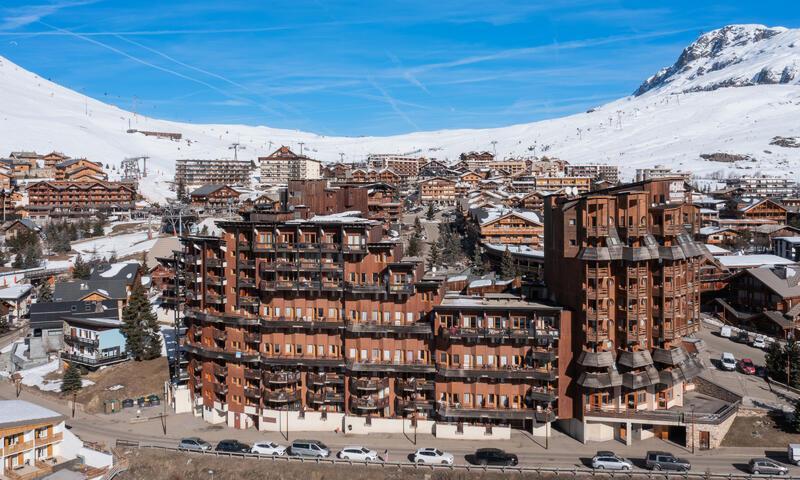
[0,218,40,241]
[189,184,241,211]
[734,198,787,224]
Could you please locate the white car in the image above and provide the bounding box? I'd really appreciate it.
[592,452,633,470]
[337,446,379,461]
[413,447,454,465]
[251,441,287,456]
[720,352,737,371]
[752,336,767,349]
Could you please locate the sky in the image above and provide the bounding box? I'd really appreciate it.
[0,0,797,136]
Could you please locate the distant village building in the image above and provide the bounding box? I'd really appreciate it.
[724,176,797,197]
[635,165,692,182]
[62,315,129,369]
[174,158,254,190]
[367,154,421,178]
[459,151,495,170]
[258,146,321,185]
[26,181,137,218]
[419,177,457,205]
[533,176,592,194]
[189,184,242,211]
[54,158,107,182]
[565,164,620,184]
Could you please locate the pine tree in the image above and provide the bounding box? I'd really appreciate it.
[501,246,517,279]
[92,222,104,237]
[73,255,91,279]
[121,282,162,361]
[22,242,42,268]
[765,341,787,383]
[0,315,9,333]
[427,241,441,269]
[407,235,422,257]
[61,363,83,393]
[793,401,800,433]
[426,203,435,221]
[472,247,484,275]
[414,217,423,237]
[12,251,24,269]
[38,282,53,302]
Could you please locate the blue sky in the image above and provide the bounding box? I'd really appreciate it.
[0,0,797,136]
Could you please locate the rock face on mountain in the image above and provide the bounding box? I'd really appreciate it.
[635,24,800,95]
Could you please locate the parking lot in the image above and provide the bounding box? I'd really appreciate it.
[695,320,795,410]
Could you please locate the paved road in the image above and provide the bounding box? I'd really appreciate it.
[1,381,798,475]
[696,320,796,410]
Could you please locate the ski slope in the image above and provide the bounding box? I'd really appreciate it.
[0,24,798,203]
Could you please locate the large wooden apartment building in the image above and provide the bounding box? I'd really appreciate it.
[26,181,137,217]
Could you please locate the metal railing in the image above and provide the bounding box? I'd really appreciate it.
[130,443,773,479]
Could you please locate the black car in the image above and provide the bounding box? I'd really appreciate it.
[469,448,518,466]
[215,439,251,453]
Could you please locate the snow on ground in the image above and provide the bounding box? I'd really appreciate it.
[0,357,95,392]
[0,24,798,204]
[72,231,160,259]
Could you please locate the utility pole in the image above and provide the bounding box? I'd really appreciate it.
[490,140,498,156]
[298,142,306,156]
[690,404,696,454]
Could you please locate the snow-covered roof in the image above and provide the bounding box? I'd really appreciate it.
[0,283,32,300]
[716,254,797,268]
[775,236,800,244]
[483,243,545,259]
[704,244,731,255]
[290,211,373,224]
[0,400,62,427]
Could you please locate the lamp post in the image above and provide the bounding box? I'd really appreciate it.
[11,373,22,398]
[72,391,77,418]
[690,404,696,454]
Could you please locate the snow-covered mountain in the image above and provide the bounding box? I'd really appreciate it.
[0,23,799,203]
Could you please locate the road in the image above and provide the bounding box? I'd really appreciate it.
[696,320,796,410]
[1,380,797,475]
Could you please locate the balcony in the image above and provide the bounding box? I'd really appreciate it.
[586,224,609,237]
[244,368,261,381]
[204,294,223,304]
[237,260,256,270]
[342,244,367,254]
[344,282,386,294]
[237,240,251,251]
[307,390,344,404]
[211,329,227,342]
[237,277,256,288]
[350,377,389,391]
[261,355,345,368]
[35,431,63,446]
[396,378,434,392]
[526,387,558,403]
[440,326,548,343]
[307,372,344,386]
[296,242,321,251]
[182,342,260,363]
[212,364,228,377]
[206,276,223,286]
[263,389,299,403]
[264,371,301,384]
[586,308,609,322]
[388,284,415,296]
[346,360,435,374]
[350,396,389,410]
[320,243,340,252]
[205,258,223,268]
[63,333,99,348]
[239,296,259,307]
[585,327,609,343]
[438,366,557,381]
[396,398,434,412]
[437,404,553,422]
[244,332,261,344]
[346,322,432,335]
[211,382,228,395]
[244,386,261,399]
[260,317,344,331]
[4,440,34,455]
[60,351,129,367]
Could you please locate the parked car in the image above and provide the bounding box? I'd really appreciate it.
[147,394,160,406]
[645,451,691,472]
[720,352,737,371]
[749,458,788,475]
[178,437,212,451]
[251,441,287,456]
[720,325,733,338]
[752,335,767,349]
[468,448,518,466]
[591,451,633,470]
[336,446,379,462]
[788,444,800,466]
[121,398,134,408]
[290,440,330,458]
[215,439,251,453]
[412,447,454,465]
[739,358,757,375]
[734,330,750,344]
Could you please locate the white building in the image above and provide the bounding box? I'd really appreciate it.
[259,146,321,185]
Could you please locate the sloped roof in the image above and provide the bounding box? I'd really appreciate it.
[53,279,128,301]
[190,184,239,196]
[744,266,800,299]
[89,262,139,285]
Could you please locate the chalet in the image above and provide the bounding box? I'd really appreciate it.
[9,151,40,167]
[42,151,70,168]
[375,168,401,185]
[89,262,141,294]
[734,198,787,224]
[0,158,33,177]
[189,184,241,211]
[773,236,800,262]
[697,226,739,245]
[752,224,800,248]
[0,284,33,326]
[726,265,800,338]
[419,177,457,205]
[26,181,137,217]
[459,171,483,188]
[54,158,107,181]
[0,169,11,190]
[472,207,544,247]
[350,169,368,183]
[331,163,352,182]
[418,160,453,178]
[533,175,592,194]
[0,219,40,242]
[62,316,129,369]
[459,151,494,170]
[365,183,402,224]
[53,280,128,305]
[514,191,546,211]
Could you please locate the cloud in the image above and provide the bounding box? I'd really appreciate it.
[368,78,419,130]
[0,0,95,30]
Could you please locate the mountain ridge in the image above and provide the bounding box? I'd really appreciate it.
[0,23,799,203]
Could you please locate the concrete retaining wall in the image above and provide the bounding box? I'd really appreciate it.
[434,423,512,440]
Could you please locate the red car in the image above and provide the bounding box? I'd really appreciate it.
[739,358,756,375]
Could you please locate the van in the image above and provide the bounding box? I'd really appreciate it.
[788,444,800,465]
[719,326,732,338]
[290,439,330,458]
[720,352,737,371]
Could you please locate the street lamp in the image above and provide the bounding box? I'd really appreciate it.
[11,373,22,398]
[690,404,696,454]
